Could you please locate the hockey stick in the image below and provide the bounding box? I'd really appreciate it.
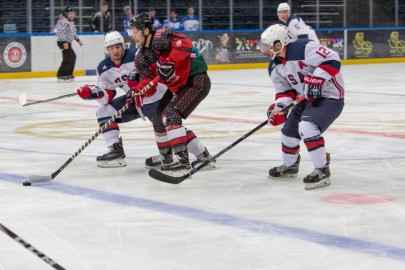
[149,95,306,184]
[0,223,67,270]
[24,76,160,186]
[18,81,126,106]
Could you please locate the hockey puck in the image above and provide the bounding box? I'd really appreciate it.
[23,181,32,186]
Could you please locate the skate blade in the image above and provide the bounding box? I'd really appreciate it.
[145,164,162,170]
[268,173,298,179]
[97,159,127,168]
[305,178,331,190]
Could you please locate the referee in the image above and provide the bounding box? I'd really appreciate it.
[55,7,83,82]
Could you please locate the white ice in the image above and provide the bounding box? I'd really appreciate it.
[0,63,405,270]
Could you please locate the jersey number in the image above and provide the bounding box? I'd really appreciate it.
[114,75,128,87]
[316,47,331,58]
[287,72,305,85]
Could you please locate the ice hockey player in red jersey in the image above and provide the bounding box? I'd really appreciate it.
[126,12,215,172]
[260,24,344,190]
[76,31,166,168]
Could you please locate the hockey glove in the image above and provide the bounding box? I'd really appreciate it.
[303,75,325,102]
[267,103,288,126]
[127,70,140,90]
[157,61,175,82]
[77,86,103,100]
[126,87,143,108]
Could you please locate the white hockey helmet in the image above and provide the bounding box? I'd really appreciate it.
[277,2,291,12]
[104,31,125,55]
[260,24,290,59]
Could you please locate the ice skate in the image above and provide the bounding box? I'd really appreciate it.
[145,154,163,169]
[145,152,175,169]
[161,150,190,172]
[303,153,331,190]
[191,147,217,170]
[268,155,300,178]
[97,138,127,168]
[57,76,70,83]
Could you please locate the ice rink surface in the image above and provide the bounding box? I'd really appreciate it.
[0,63,405,270]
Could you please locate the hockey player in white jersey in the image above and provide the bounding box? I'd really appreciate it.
[260,24,344,190]
[76,31,166,167]
[277,2,320,44]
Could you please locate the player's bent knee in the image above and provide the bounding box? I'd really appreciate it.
[281,133,300,147]
[298,121,321,140]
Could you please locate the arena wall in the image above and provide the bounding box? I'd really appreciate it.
[1,28,405,79]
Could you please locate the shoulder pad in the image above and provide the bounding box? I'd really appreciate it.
[96,57,114,75]
[121,48,137,64]
[286,39,311,61]
[268,58,282,76]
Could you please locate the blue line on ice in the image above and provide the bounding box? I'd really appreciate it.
[1,171,405,262]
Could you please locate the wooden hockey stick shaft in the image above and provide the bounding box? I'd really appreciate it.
[25,76,160,185]
[148,95,306,184]
[0,223,67,270]
[19,81,126,106]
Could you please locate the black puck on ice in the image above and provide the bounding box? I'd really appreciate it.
[23,181,32,186]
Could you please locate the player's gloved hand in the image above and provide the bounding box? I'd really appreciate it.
[157,60,175,81]
[126,88,135,104]
[77,86,100,100]
[126,88,143,108]
[127,70,140,90]
[303,75,325,102]
[267,103,288,126]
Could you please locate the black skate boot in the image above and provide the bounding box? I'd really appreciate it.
[268,155,300,178]
[145,151,175,169]
[145,154,163,169]
[97,138,126,168]
[191,147,217,170]
[303,153,331,190]
[161,150,190,172]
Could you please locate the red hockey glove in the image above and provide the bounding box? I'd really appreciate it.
[77,86,102,100]
[127,70,140,90]
[303,75,325,102]
[267,103,288,126]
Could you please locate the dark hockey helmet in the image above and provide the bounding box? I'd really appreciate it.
[129,12,154,30]
[63,7,75,15]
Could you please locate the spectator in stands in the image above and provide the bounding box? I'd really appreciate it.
[122,5,133,34]
[163,9,183,31]
[277,2,320,44]
[181,6,199,31]
[55,7,83,82]
[90,0,112,32]
[148,7,162,30]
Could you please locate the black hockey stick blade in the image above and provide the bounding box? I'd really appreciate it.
[149,169,192,184]
[148,95,306,184]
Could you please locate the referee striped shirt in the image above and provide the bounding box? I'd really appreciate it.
[55,18,79,43]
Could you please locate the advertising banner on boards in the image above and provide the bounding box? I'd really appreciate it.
[188,31,267,65]
[187,30,346,64]
[347,29,405,59]
[0,36,31,72]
